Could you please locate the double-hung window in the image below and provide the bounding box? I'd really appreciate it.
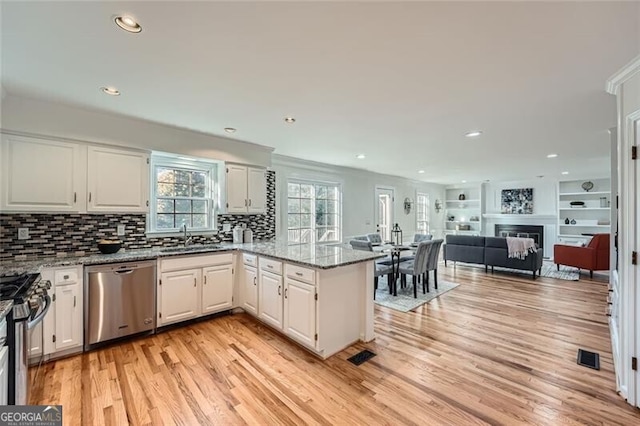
[416,192,430,234]
[149,154,218,233]
[287,180,341,244]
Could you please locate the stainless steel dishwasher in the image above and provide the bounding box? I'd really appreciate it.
[85,260,156,350]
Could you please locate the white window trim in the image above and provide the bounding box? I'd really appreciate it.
[147,153,222,235]
[285,178,343,245]
[416,191,430,234]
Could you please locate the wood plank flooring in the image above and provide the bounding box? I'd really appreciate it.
[31,264,640,425]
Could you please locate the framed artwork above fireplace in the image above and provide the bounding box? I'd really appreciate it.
[501,188,533,214]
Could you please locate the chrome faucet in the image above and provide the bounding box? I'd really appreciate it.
[180,224,193,247]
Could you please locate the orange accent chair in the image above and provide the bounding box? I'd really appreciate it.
[554,234,610,279]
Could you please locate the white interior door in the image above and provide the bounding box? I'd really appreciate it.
[375,187,394,242]
[634,117,640,406]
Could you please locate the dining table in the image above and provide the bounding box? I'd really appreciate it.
[374,243,416,296]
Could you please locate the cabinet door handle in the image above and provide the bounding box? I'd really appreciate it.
[284,288,288,299]
[88,192,92,202]
[73,295,76,307]
[267,265,273,269]
[194,277,197,287]
[73,192,77,203]
[204,276,207,285]
[295,272,303,277]
[278,285,281,296]
[253,276,257,286]
[244,199,247,207]
[249,199,252,206]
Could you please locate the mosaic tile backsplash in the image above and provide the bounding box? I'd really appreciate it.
[0,171,276,260]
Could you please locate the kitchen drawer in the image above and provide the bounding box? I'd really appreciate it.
[243,254,257,267]
[55,269,79,285]
[285,264,316,285]
[161,252,233,272]
[259,257,282,275]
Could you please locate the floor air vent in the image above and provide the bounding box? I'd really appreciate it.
[348,350,376,366]
[577,349,600,370]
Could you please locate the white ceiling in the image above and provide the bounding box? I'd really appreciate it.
[1,1,639,184]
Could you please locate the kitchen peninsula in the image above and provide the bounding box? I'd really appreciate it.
[0,241,384,359]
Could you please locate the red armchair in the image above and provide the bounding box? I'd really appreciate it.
[554,234,610,278]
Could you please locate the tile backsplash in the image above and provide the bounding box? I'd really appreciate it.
[0,171,275,260]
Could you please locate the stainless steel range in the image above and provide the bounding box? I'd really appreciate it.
[0,273,51,405]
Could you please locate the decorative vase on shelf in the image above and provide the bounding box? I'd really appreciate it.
[458,193,466,201]
[570,219,577,225]
[564,218,570,224]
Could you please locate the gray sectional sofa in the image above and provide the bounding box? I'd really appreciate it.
[443,235,543,279]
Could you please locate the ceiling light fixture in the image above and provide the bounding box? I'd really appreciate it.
[115,15,142,33]
[101,86,120,96]
[465,130,482,138]
[224,127,236,133]
[284,117,296,123]
[356,154,366,159]
[418,170,425,174]
[561,171,569,175]
[547,154,558,158]
[461,180,467,183]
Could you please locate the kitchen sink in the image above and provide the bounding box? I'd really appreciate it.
[160,244,222,253]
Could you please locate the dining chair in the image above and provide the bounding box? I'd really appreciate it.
[397,241,431,298]
[422,239,444,292]
[349,240,393,299]
[413,233,433,243]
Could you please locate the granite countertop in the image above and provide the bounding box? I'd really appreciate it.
[0,300,13,321]
[0,241,385,276]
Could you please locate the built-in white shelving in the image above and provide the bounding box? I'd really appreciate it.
[557,178,611,244]
[444,186,482,236]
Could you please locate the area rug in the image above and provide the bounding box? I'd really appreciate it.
[374,277,459,313]
[540,262,579,281]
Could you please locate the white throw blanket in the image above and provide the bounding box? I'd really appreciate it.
[506,237,536,259]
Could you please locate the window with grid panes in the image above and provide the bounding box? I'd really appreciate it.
[416,192,430,234]
[149,155,217,232]
[287,181,341,244]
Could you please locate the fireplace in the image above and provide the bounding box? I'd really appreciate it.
[495,224,544,252]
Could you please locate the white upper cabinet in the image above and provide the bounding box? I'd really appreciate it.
[1,133,150,213]
[1,134,85,212]
[87,146,149,212]
[225,164,266,214]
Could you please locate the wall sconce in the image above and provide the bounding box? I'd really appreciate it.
[434,199,442,213]
[403,197,414,215]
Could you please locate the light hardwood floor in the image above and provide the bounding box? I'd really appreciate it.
[31,264,640,425]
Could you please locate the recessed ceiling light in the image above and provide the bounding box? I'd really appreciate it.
[100,86,120,96]
[284,117,296,123]
[461,180,467,183]
[418,170,425,174]
[224,127,236,133]
[115,15,142,33]
[561,171,569,175]
[547,154,558,158]
[537,175,545,178]
[356,154,366,159]
[465,130,482,138]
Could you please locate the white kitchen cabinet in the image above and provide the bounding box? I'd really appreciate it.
[28,323,43,358]
[1,134,85,212]
[202,264,234,315]
[158,253,235,326]
[159,269,200,326]
[87,146,149,212]
[284,277,317,349]
[0,134,150,213]
[242,265,258,316]
[225,164,266,214]
[41,266,84,356]
[258,270,283,329]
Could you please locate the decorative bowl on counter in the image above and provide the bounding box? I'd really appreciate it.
[97,239,122,254]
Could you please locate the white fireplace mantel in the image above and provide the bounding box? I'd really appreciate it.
[482,214,556,221]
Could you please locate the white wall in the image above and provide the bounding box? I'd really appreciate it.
[483,179,557,215]
[272,155,446,243]
[0,95,272,166]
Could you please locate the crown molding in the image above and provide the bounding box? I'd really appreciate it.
[606,54,640,95]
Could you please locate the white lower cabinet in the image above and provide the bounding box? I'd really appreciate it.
[243,264,258,316]
[158,253,234,327]
[159,269,200,326]
[41,266,84,356]
[202,264,234,314]
[253,257,318,350]
[284,278,317,348]
[258,270,283,329]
